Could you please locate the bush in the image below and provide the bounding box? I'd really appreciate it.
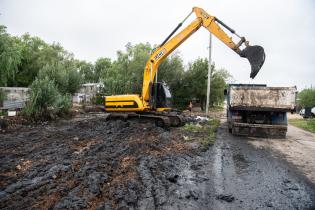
[299,88,315,108]
[94,95,104,105]
[55,94,72,116]
[23,77,72,120]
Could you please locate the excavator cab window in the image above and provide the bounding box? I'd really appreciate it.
[150,82,172,109]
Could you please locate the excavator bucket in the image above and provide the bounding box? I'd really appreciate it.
[240,45,265,79]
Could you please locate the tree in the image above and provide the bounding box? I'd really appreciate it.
[95,57,112,83]
[182,58,209,109]
[181,58,232,109]
[15,34,74,87]
[158,52,185,107]
[75,60,95,83]
[299,88,315,107]
[37,63,82,95]
[101,43,151,95]
[209,68,230,106]
[0,25,22,86]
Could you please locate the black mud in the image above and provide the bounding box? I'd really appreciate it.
[0,116,315,210]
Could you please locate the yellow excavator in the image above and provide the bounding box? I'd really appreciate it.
[104,7,265,128]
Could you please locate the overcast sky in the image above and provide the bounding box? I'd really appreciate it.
[1,0,314,90]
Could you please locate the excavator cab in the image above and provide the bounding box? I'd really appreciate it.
[240,45,265,79]
[149,82,172,110]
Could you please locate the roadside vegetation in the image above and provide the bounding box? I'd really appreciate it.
[182,118,221,149]
[298,88,315,108]
[289,119,315,133]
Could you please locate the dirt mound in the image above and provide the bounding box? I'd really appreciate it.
[0,117,195,209]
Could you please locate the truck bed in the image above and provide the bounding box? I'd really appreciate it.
[229,86,296,111]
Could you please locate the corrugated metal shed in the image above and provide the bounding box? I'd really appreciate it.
[0,100,26,110]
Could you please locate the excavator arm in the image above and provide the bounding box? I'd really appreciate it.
[141,7,265,104]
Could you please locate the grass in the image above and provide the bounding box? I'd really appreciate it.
[182,118,221,149]
[0,111,6,117]
[182,123,204,132]
[208,106,224,112]
[289,118,315,133]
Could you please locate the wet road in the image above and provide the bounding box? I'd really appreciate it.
[204,122,315,209]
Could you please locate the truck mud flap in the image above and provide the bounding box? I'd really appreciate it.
[231,122,287,138]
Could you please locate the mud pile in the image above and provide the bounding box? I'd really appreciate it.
[0,117,198,209]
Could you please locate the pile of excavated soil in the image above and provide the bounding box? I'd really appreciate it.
[0,117,197,209]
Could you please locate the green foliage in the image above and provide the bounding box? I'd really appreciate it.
[298,88,315,107]
[182,123,204,132]
[208,106,224,112]
[94,95,104,105]
[0,25,22,86]
[289,119,315,133]
[0,25,76,87]
[38,63,82,95]
[55,93,72,115]
[210,68,231,107]
[95,57,112,83]
[23,62,80,120]
[101,43,151,95]
[15,34,75,87]
[158,53,185,106]
[185,58,209,108]
[178,58,231,109]
[23,77,71,120]
[75,60,95,83]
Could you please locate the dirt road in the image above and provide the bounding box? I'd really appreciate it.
[249,124,315,184]
[1,115,315,209]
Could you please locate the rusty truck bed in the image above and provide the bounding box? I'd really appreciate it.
[229,86,297,111]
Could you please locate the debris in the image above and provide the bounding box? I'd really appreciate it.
[216,194,235,202]
[8,111,17,117]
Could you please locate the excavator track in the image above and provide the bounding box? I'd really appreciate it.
[140,111,186,127]
[105,112,184,130]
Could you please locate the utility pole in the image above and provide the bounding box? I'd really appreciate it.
[206,33,212,117]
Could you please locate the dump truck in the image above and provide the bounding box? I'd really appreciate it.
[225,84,297,138]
